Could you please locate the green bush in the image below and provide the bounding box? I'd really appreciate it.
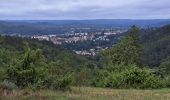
[120,66,164,89]
[0,68,6,81]
[93,65,165,89]
[163,76,170,87]
[43,73,74,91]
[6,47,48,88]
[0,80,18,91]
[91,70,109,87]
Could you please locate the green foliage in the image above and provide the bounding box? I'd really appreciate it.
[93,65,165,89]
[91,69,109,87]
[158,59,170,87]
[6,45,47,88]
[119,66,164,89]
[141,25,170,67]
[1,27,170,90]
[0,48,13,68]
[95,26,165,89]
[0,80,18,91]
[0,36,91,90]
[52,74,74,90]
[109,25,142,66]
[76,67,92,86]
[99,25,142,71]
[159,59,170,76]
[43,73,75,90]
[0,68,6,81]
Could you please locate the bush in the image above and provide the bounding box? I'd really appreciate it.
[163,76,170,87]
[52,76,72,90]
[43,73,74,91]
[91,70,109,87]
[0,80,18,91]
[93,65,165,89]
[0,69,6,81]
[119,66,165,89]
[6,47,48,88]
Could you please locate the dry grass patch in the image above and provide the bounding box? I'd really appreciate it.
[1,87,170,100]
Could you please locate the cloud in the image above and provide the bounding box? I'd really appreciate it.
[0,0,170,19]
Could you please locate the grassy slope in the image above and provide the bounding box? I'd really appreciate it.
[1,87,170,100]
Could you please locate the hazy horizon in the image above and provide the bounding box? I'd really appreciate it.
[1,19,170,21]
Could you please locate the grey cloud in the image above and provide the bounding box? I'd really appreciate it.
[0,0,170,19]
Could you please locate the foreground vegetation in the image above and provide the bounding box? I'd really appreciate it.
[1,87,170,100]
[1,25,170,99]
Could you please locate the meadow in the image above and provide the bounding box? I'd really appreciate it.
[1,87,170,100]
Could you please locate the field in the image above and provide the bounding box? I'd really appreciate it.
[1,87,170,100]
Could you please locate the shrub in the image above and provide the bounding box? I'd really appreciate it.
[0,80,18,91]
[43,73,74,91]
[0,69,6,81]
[163,76,170,87]
[119,66,165,89]
[6,47,47,88]
[91,70,109,87]
[93,65,165,89]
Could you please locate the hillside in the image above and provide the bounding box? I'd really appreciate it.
[0,25,168,97]
[0,35,92,69]
[1,24,169,68]
[141,24,170,67]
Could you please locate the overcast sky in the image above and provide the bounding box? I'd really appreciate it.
[0,0,170,20]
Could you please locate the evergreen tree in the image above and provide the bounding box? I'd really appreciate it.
[109,25,142,66]
[6,44,47,88]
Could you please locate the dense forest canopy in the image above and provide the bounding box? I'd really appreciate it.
[141,24,170,67]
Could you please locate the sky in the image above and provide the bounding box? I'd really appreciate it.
[0,0,170,20]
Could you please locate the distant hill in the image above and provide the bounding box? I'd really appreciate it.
[4,19,170,27]
[1,19,170,35]
[141,24,170,67]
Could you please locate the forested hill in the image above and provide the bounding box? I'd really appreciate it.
[141,24,170,67]
[1,19,170,35]
[0,36,93,69]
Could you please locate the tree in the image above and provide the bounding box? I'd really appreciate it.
[109,25,142,67]
[159,58,170,76]
[92,26,165,89]
[6,44,47,88]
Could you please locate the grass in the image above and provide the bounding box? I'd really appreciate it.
[1,87,170,100]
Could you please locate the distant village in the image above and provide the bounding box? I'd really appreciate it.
[31,29,127,56]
